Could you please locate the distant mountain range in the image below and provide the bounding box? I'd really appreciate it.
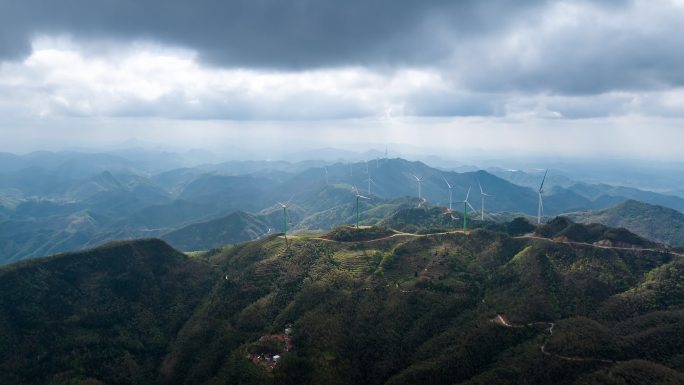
[3,150,684,263]
[491,168,684,212]
[162,211,270,251]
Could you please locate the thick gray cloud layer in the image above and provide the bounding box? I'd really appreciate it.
[4,1,683,86]
[0,0,542,67]
[1,0,684,124]
[3,0,682,98]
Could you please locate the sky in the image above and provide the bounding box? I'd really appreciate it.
[2,0,684,160]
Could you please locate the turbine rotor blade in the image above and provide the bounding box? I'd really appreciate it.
[539,169,548,192]
[467,201,478,214]
[442,176,452,189]
[465,186,472,201]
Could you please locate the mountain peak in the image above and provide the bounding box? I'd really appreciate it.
[567,199,684,247]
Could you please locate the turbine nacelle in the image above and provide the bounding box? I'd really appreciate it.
[276,197,294,243]
[352,185,371,200]
[459,185,479,233]
[478,181,493,197]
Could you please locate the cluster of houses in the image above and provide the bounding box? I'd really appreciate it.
[246,326,294,372]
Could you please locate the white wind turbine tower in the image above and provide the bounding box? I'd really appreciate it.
[478,180,493,221]
[365,172,377,195]
[460,186,479,232]
[353,186,371,229]
[537,170,548,224]
[412,174,424,199]
[442,176,455,211]
[276,197,293,244]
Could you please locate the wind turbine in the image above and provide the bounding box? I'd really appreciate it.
[478,180,493,221]
[412,174,424,199]
[460,186,478,232]
[442,176,455,211]
[537,169,548,224]
[365,174,377,195]
[353,186,370,229]
[324,166,329,184]
[276,199,292,243]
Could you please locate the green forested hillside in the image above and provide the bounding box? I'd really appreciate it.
[0,239,216,385]
[567,200,684,247]
[535,216,656,248]
[1,221,683,385]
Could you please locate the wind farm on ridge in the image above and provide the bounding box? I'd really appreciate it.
[274,155,551,243]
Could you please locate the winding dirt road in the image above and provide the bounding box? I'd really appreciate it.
[492,314,618,363]
[310,230,684,260]
[515,235,684,258]
[308,228,467,244]
[291,229,680,365]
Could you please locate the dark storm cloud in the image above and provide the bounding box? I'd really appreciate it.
[0,0,545,68]
[3,0,684,122]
